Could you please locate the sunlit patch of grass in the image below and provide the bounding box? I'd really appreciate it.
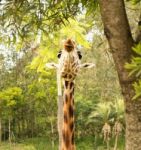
[21,137,58,150]
[0,142,35,150]
[0,137,58,150]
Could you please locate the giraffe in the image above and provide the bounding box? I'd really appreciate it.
[46,39,95,150]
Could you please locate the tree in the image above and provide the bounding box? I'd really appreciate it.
[0,87,23,143]
[88,102,114,149]
[98,0,141,149]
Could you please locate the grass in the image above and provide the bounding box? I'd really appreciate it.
[0,136,125,150]
[0,137,58,150]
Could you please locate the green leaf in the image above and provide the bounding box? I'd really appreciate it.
[132,81,141,100]
[132,44,141,56]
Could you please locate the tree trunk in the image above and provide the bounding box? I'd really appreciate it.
[0,117,1,143]
[50,118,55,149]
[57,69,63,150]
[57,95,63,150]
[8,117,11,144]
[114,135,118,150]
[57,70,63,150]
[99,0,141,150]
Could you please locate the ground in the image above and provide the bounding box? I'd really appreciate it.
[0,136,125,150]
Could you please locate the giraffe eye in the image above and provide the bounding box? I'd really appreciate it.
[57,50,62,58]
[77,51,82,59]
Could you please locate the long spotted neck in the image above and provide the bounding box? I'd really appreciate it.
[61,80,75,150]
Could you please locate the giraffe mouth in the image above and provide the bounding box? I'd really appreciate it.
[64,46,74,52]
[64,39,75,52]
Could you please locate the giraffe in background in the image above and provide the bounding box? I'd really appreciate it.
[46,39,95,150]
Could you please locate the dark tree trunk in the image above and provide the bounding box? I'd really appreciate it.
[8,117,11,144]
[99,0,141,150]
[0,117,1,143]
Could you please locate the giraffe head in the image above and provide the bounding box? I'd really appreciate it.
[46,39,95,77]
[57,39,82,81]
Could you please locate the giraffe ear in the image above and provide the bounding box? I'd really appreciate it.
[46,63,58,69]
[79,63,95,68]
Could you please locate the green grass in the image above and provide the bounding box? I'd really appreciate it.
[0,137,58,150]
[0,136,125,150]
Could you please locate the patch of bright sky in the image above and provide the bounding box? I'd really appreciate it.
[86,28,102,42]
[76,8,102,42]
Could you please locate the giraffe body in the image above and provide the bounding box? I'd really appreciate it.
[59,39,80,150]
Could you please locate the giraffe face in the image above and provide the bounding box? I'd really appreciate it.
[58,49,82,81]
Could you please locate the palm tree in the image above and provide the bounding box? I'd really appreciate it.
[88,102,115,149]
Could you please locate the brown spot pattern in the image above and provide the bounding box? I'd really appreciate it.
[70,92,72,100]
[70,82,74,89]
[69,105,74,118]
[63,130,70,148]
[70,121,74,131]
[69,74,72,79]
[64,113,68,123]
[72,132,74,144]
[65,81,69,89]
[65,94,68,103]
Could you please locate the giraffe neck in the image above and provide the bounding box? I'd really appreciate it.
[61,80,75,150]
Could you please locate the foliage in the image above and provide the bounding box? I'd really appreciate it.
[127,0,141,4]
[88,102,114,125]
[125,43,141,99]
[0,0,99,45]
[0,87,23,107]
[0,0,81,44]
[125,44,141,77]
[132,81,141,100]
[29,18,91,73]
[114,99,125,121]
